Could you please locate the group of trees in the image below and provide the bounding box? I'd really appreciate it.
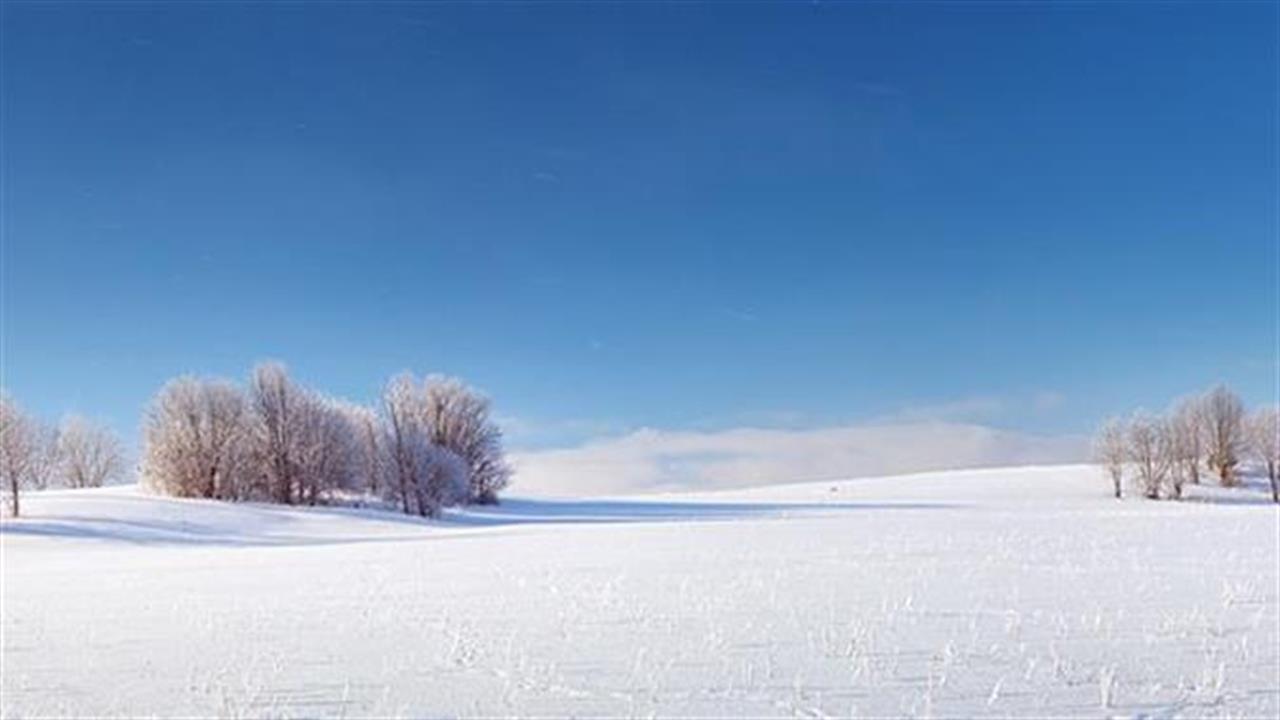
[0,395,126,517]
[1094,384,1279,503]
[140,362,510,516]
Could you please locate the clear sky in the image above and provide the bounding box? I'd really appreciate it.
[2,2,1276,483]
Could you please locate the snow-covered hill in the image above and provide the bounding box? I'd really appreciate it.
[3,465,1277,718]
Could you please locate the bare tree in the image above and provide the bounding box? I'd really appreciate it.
[378,374,477,516]
[247,362,307,505]
[293,393,358,505]
[1,393,40,517]
[1164,428,1190,500]
[1093,417,1127,499]
[421,444,470,510]
[1128,411,1172,500]
[57,416,125,488]
[1247,406,1279,503]
[337,402,383,500]
[140,377,251,499]
[1169,395,1206,485]
[381,371,453,512]
[247,364,367,506]
[27,424,62,490]
[421,375,511,504]
[139,364,508,514]
[382,373,427,515]
[1200,384,1245,486]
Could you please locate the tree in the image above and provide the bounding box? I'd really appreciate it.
[26,424,62,490]
[421,375,511,504]
[1093,417,1127,499]
[381,373,429,515]
[376,368,448,515]
[292,393,358,505]
[1164,420,1191,500]
[140,377,251,499]
[1169,395,1206,486]
[421,444,470,511]
[1128,411,1172,500]
[338,402,383,500]
[1200,384,1245,486]
[1,393,40,517]
[138,364,510,514]
[247,362,308,505]
[57,416,125,489]
[379,374,477,516]
[1247,406,1279,503]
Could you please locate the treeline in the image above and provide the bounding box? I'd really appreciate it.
[0,362,511,519]
[0,398,126,517]
[141,362,510,516]
[1093,384,1278,503]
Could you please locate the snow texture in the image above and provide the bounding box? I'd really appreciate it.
[2,465,1277,718]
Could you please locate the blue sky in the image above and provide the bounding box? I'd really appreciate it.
[2,2,1275,475]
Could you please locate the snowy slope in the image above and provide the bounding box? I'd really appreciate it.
[2,465,1277,718]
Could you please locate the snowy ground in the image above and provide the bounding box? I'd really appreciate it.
[2,465,1277,718]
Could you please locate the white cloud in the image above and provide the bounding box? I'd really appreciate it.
[510,421,1087,497]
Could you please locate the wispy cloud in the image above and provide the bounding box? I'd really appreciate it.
[510,421,1087,497]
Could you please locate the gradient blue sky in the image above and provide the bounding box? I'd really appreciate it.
[2,2,1276,455]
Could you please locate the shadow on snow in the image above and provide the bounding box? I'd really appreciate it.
[437,497,952,528]
[0,494,954,547]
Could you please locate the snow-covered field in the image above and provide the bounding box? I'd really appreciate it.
[2,465,1277,718]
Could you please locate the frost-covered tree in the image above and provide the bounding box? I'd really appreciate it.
[421,375,511,504]
[1163,427,1191,500]
[381,374,428,515]
[1127,411,1172,500]
[140,377,251,499]
[1,393,41,517]
[1247,406,1279,503]
[1093,417,1128,499]
[247,363,363,506]
[293,393,359,505]
[427,444,470,508]
[1200,384,1245,486]
[338,402,383,499]
[247,358,363,504]
[380,375,413,511]
[27,424,62,490]
[1169,395,1206,486]
[380,374,475,516]
[140,364,508,513]
[57,416,125,489]
[406,442,468,517]
[247,362,309,505]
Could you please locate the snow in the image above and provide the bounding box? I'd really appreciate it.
[3,465,1277,718]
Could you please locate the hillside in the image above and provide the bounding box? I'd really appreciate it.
[2,465,1277,718]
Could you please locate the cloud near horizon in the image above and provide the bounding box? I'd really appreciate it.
[509,421,1087,496]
